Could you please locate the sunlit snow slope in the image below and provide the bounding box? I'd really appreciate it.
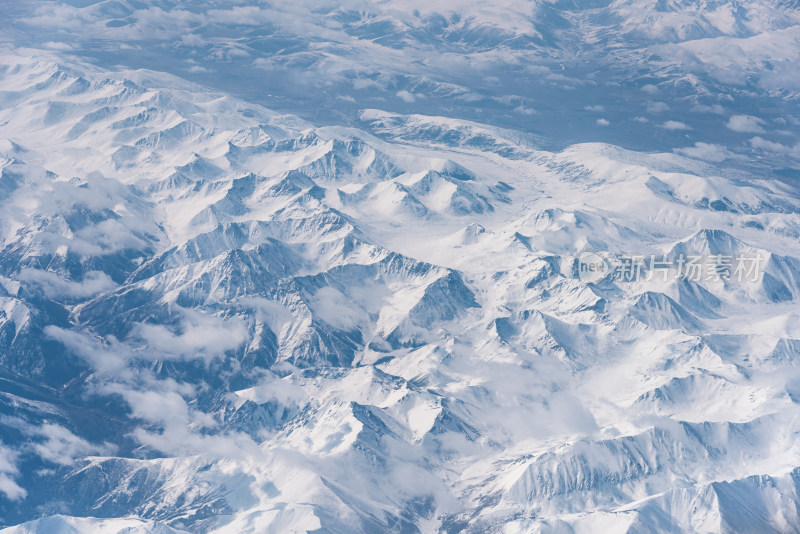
[0,1,799,533]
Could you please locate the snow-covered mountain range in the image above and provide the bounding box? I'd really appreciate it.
[1,1,800,532]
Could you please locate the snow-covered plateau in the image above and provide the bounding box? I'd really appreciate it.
[1,1,800,532]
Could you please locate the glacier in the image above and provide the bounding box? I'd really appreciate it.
[0,1,800,533]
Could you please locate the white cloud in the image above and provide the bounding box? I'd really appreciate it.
[32,424,116,465]
[238,297,294,339]
[633,116,649,123]
[42,317,257,461]
[236,375,307,406]
[675,142,734,162]
[596,119,610,126]
[525,65,550,75]
[309,287,362,330]
[641,84,659,94]
[134,426,259,458]
[44,326,131,376]
[104,384,259,457]
[727,115,766,133]
[662,120,691,130]
[353,78,382,90]
[455,92,482,102]
[180,34,206,47]
[584,105,604,112]
[42,41,75,51]
[749,136,799,155]
[691,104,725,115]
[58,218,147,257]
[252,57,275,70]
[646,101,670,114]
[545,72,585,86]
[18,269,117,299]
[136,309,249,362]
[396,90,416,103]
[0,444,25,501]
[48,308,250,371]
[0,417,115,474]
